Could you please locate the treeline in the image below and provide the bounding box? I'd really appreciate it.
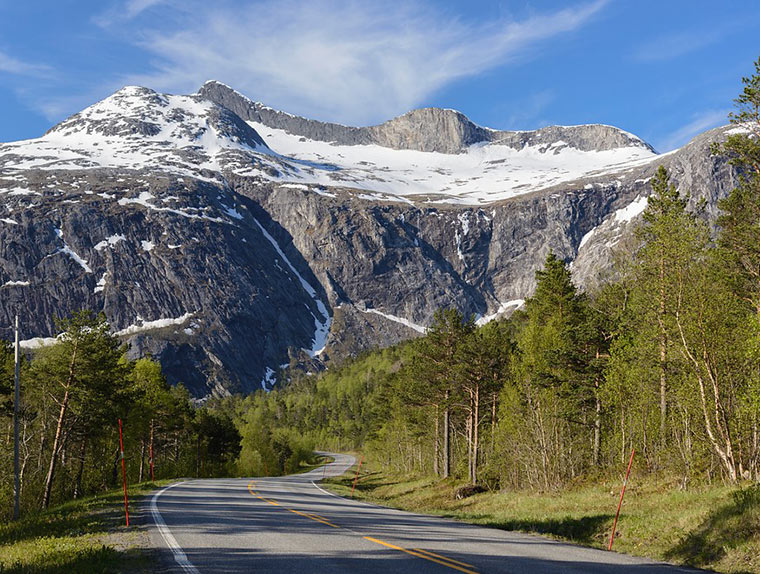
[0,311,240,521]
[218,58,760,490]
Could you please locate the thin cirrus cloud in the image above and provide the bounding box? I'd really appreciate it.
[658,109,730,152]
[0,50,51,77]
[632,17,747,63]
[118,0,608,126]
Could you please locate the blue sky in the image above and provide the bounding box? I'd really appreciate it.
[0,0,758,151]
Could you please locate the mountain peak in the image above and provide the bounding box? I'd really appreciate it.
[21,85,270,176]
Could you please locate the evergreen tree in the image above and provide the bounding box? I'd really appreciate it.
[457,320,512,484]
[632,166,706,459]
[402,309,474,477]
[28,311,125,508]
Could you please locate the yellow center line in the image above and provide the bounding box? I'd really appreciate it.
[286,508,340,528]
[411,548,477,569]
[247,480,338,527]
[363,536,479,574]
[247,481,479,572]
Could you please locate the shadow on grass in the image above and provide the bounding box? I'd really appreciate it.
[465,513,614,545]
[665,485,759,572]
[0,482,160,545]
[0,545,150,574]
[0,494,120,545]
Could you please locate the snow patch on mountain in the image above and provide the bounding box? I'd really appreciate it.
[115,312,194,336]
[54,228,92,273]
[260,367,276,390]
[94,273,107,293]
[252,218,331,357]
[614,195,648,223]
[476,299,525,326]
[361,308,427,334]
[94,234,126,251]
[247,121,658,205]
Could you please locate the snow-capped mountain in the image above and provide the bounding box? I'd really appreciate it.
[0,83,737,396]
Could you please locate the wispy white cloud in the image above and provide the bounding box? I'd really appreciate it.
[634,30,722,62]
[94,0,174,27]
[0,50,51,77]
[658,109,730,151]
[124,0,169,18]
[504,89,556,129]
[633,18,745,63]
[115,0,607,125]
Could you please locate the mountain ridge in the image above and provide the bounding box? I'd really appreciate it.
[198,80,656,155]
[0,82,736,397]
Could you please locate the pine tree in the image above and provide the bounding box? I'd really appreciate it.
[30,311,124,508]
[513,252,592,486]
[402,309,473,478]
[457,321,512,484]
[636,166,695,447]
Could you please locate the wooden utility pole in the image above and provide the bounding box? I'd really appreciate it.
[13,315,20,520]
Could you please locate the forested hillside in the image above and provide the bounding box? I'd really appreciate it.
[211,59,760,490]
[0,311,240,521]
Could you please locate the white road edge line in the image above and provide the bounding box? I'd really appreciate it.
[311,480,345,499]
[151,481,201,574]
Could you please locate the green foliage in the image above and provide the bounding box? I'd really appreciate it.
[0,339,14,415]
[0,311,238,523]
[0,480,167,573]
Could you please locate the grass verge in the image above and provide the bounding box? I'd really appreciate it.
[0,480,172,574]
[323,461,760,574]
[292,454,336,475]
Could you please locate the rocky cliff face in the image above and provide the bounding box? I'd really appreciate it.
[0,83,738,397]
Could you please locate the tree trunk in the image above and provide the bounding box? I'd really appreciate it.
[593,377,601,466]
[467,389,474,483]
[472,385,480,484]
[42,341,79,509]
[659,253,668,448]
[491,392,497,455]
[443,391,450,479]
[73,437,87,499]
[149,418,155,481]
[42,387,70,509]
[196,435,201,477]
[676,313,737,481]
[139,439,146,483]
[433,405,440,476]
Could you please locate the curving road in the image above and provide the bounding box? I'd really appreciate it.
[148,452,698,573]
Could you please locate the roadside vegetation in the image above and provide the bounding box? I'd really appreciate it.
[325,463,759,573]
[0,480,169,573]
[0,310,240,522]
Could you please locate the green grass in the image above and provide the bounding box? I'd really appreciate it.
[324,463,760,574]
[0,481,172,574]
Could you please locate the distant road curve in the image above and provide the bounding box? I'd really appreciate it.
[148,452,698,573]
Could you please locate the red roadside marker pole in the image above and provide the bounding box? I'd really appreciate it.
[350,456,364,498]
[118,418,130,526]
[609,448,635,550]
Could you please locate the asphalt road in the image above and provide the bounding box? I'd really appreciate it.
[148,452,698,573]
